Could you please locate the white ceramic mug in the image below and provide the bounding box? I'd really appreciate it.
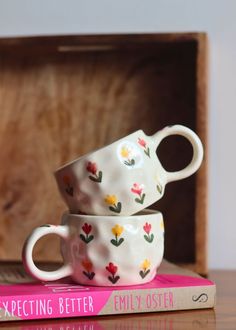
[22,209,164,286]
[54,125,203,216]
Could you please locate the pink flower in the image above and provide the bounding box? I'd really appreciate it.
[138,138,146,148]
[86,162,97,175]
[131,183,143,196]
[143,222,152,234]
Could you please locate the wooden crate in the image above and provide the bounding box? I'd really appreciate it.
[0,33,208,274]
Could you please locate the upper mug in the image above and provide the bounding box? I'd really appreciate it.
[54,125,203,216]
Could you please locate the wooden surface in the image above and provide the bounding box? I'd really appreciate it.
[0,33,207,273]
[0,270,235,329]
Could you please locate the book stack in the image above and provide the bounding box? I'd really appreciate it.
[0,260,215,322]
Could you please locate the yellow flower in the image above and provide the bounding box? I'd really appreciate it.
[141,259,151,271]
[112,224,124,237]
[104,195,117,206]
[120,147,130,158]
[160,219,164,230]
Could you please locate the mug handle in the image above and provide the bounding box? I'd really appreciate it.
[151,125,204,183]
[22,225,72,281]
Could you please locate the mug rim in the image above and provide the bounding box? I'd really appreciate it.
[54,129,144,174]
[62,208,161,220]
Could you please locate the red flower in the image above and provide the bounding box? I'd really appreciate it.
[143,222,152,235]
[106,262,118,275]
[86,162,97,175]
[82,223,92,235]
[138,138,146,148]
[82,259,93,272]
[131,183,143,196]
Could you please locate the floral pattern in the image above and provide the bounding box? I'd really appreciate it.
[104,195,122,214]
[79,223,94,244]
[120,146,135,167]
[138,138,150,158]
[139,259,151,279]
[82,259,95,280]
[106,262,120,284]
[63,175,74,196]
[86,161,103,183]
[110,224,124,246]
[131,183,146,204]
[143,222,154,243]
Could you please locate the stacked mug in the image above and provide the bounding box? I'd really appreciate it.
[23,125,203,286]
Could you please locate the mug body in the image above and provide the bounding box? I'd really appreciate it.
[23,210,165,286]
[55,130,166,216]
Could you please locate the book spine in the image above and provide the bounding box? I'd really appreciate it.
[101,285,216,315]
[0,285,215,321]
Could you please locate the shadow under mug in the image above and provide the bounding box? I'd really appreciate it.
[54,125,203,216]
[22,209,164,286]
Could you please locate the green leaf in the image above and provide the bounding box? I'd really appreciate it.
[144,233,154,243]
[140,193,146,204]
[80,234,93,244]
[89,175,100,182]
[98,171,103,182]
[83,271,95,280]
[109,206,117,213]
[116,202,122,213]
[149,233,154,242]
[117,238,124,246]
[144,147,150,158]
[145,269,150,276]
[113,276,120,284]
[139,270,145,279]
[83,271,89,278]
[108,275,120,284]
[80,234,86,243]
[139,269,150,279]
[131,159,135,165]
[135,197,142,204]
[110,239,118,246]
[86,235,94,243]
[109,203,121,213]
[145,269,150,277]
[90,272,95,280]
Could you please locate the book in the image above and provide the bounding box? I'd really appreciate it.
[0,260,215,322]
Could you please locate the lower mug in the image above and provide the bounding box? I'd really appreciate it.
[22,209,164,286]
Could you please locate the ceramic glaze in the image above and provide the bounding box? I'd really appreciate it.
[22,210,164,286]
[54,125,204,216]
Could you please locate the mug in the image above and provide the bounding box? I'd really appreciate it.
[22,209,164,286]
[54,125,203,216]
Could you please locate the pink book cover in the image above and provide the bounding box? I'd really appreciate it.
[0,261,216,322]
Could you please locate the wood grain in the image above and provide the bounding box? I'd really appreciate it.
[0,34,207,273]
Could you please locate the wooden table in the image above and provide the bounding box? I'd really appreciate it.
[0,271,235,330]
